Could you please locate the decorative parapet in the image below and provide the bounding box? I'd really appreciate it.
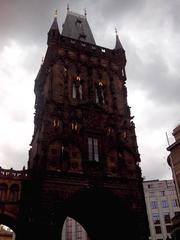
[0,167,28,180]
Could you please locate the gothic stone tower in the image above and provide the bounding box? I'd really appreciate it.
[23,10,149,240]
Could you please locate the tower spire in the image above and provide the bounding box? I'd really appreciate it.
[54,9,58,18]
[49,10,59,31]
[67,4,70,12]
[48,10,60,45]
[114,27,124,50]
[84,8,87,18]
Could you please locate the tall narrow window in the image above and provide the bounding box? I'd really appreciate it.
[152,213,160,224]
[72,76,83,100]
[150,201,158,209]
[164,212,171,223]
[172,199,178,207]
[161,200,168,208]
[79,84,83,99]
[95,88,99,103]
[73,82,76,98]
[95,82,105,104]
[88,137,99,162]
[0,183,8,201]
[9,184,19,202]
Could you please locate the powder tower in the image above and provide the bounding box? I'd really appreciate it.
[20,9,150,240]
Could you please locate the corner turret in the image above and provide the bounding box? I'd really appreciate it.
[114,28,124,51]
[47,11,60,45]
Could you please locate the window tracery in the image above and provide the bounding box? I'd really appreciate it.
[95,81,105,104]
[88,137,99,162]
[71,122,78,131]
[53,119,63,129]
[72,76,83,100]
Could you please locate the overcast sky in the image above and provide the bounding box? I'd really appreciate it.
[0,0,179,180]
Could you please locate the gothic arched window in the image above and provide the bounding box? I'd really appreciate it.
[9,184,19,202]
[52,119,63,131]
[72,76,83,100]
[0,183,8,201]
[73,82,76,98]
[95,81,105,104]
[95,88,99,104]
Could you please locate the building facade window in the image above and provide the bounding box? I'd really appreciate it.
[76,222,83,240]
[95,82,105,104]
[172,199,178,207]
[155,226,162,234]
[9,184,19,202]
[88,137,99,162]
[169,190,176,195]
[161,200,168,208]
[160,191,165,196]
[72,76,83,100]
[149,191,156,197]
[164,213,171,224]
[0,183,8,201]
[152,213,160,224]
[73,82,76,98]
[150,201,158,209]
[166,225,172,233]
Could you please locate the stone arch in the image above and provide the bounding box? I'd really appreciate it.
[0,183,8,201]
[8,184,20,202]
[59,187,140,240]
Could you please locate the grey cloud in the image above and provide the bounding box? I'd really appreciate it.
[134,57,180,104]
[0,144,28,170]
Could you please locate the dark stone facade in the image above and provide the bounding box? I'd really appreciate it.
[0,12,149,240]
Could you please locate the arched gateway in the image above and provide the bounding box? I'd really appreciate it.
[0,8,149,240]
[61,187,139,239]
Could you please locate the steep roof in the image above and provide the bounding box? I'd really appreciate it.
[49,17,59,31]
[114,33,124,50]
[61,11,96,45]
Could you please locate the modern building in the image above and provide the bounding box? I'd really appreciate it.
[61,217,88,240]
[143,179,180,240]
[167,124,180,202]
[167,124,180,239]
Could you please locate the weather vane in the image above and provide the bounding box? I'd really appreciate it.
[115,27,118,35]
[84,8,87,17]
[54,9,58,18]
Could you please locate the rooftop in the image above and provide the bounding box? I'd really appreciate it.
[61,11,96,45]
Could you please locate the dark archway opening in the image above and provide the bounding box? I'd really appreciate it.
[60,187,140,240]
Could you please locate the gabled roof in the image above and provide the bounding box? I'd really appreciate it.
[61,11,96,45]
